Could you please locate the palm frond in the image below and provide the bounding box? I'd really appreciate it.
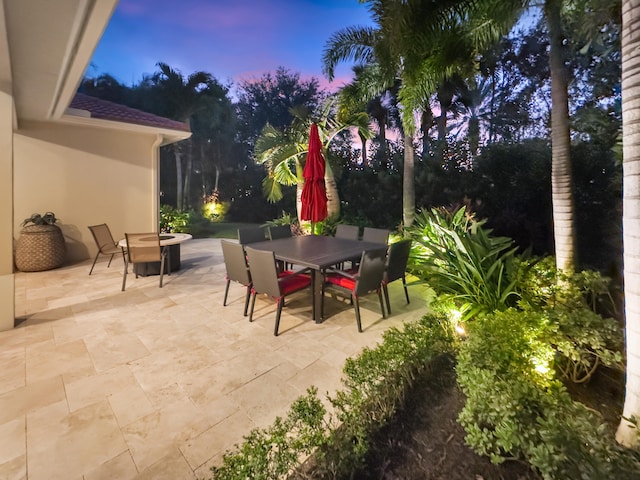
[322,26,379,80]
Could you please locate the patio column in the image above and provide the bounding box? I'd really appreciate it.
[0,89,15,331]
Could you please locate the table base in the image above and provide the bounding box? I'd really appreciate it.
[133,244,181,276]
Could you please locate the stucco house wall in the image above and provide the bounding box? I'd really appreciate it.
[14,121,161,263]
[0,0,190,331]
[0,89,14,331]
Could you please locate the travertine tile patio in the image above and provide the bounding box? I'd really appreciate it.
[1,238,430,479]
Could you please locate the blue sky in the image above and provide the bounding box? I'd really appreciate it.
[87,0,374,95]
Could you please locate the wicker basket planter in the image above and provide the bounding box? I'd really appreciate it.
[15,224,66,272]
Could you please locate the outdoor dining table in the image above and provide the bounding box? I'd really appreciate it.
[117,232,192,276]
[249,235,387,323]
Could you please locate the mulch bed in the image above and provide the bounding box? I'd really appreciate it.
[354,355,540,480]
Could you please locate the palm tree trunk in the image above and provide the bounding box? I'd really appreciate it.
[296,182,303,224]
[183,148,192,210]
[435,104,448,164]
[374,112,388,169]
[174,144,183,211]
[403,133,415,228]
[617,0,640,448]
[546,0,576,273]
[325,162,340,218]
[421,107,434,160]
[358,131,368,164]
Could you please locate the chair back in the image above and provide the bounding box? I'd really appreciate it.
[245,247,282,298]
[362,227,389,244]
[238,227,266,245]
[89,223,117,252]
[267,225,292,240]
[386,239,412,283]
[125,233,162,264]
[221,240,251,285]
[335,224,359,240]
[354,247,387,296]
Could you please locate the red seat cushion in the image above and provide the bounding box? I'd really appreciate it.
[325,273,356,290]
[279,272,311,295]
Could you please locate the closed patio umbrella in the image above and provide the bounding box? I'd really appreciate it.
[300,123,328,234]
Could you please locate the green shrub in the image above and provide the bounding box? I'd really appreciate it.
[159,205,190,233]
[457,309,640,479]
[515,256,624,383]
[406,206,521,319]
[211,388,327,480]
[209,314,455,479]
[308,315,455,478]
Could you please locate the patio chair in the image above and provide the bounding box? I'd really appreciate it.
[267,224,292,240]
[267,225,294,270]
[245,246,311,336]
[335,224,360,240]
[382,239,412,314]
[238,226,266,245]
[122,233,168,291]
[322,247,387,332]
[362,226,389,244]
[334,224,360,269]
[221,240,252,316]
[88,223,125,275]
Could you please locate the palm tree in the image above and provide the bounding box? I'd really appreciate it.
[616,0,640,448]
[254,100,372,222]
[323,23,420,228]
[337,65,402,169]
[152,62,215,211]
[322,0,508,228]
[545,0,576,273]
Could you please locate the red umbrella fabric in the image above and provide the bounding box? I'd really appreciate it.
[300,123,328,226]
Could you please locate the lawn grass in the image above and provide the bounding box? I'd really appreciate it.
[190,221,262,239]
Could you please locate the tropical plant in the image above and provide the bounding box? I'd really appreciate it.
[22,212,58,226]
[254,97,372,223]
[406,206,521,319]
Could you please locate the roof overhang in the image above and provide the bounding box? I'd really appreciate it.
[60,108,192,145]
[3,0,119,123]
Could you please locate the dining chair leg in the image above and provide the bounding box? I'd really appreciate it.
[383,284,391,315]
[89,252,100,275]
[248,292,257,322]
[274,297,284,336]
[106,253,115,268]
[243,286,251,316]
[121,258,128,291]
[377,289,386,319]
[223,278,231,306]
[353,295,363,332]
[403,277,410,304]
[159,255,165,288]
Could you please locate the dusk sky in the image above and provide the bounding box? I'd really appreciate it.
[87,0,375,96]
